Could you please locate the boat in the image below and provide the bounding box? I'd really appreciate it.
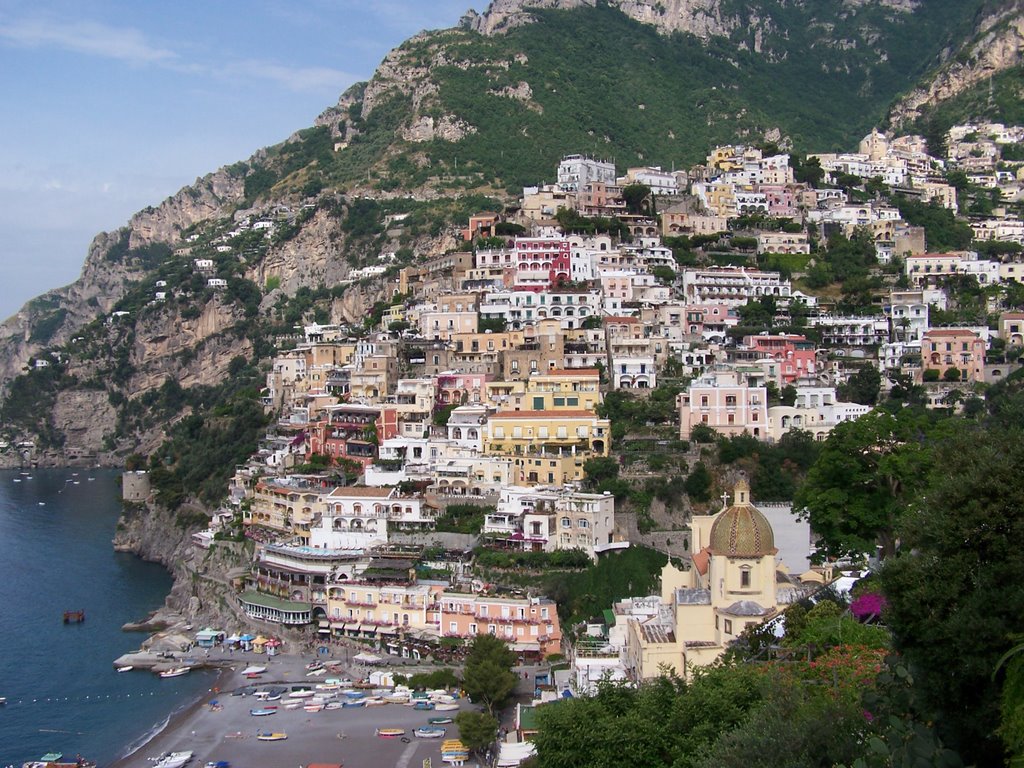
[22,755,97,768]
[283,701,302,710]
[288,688,315,698]
[158,666,191,678]
[306,667,327,676]
[150,751,193,768]
[430,693,456,704]
[429,716,454,724]
[116,665,134,673]
[415,726,447,739]
[362,696,385,706]
[433,702,459,711]
[412,700,435,711]
[303,702,324,712]
[324,701,342,710]
[249,708,277,716]
[241,665,266,675]
[255,731,287,742]
[0,696,6,705]
[305,661,325,671]
[341,699,364,708]
[203,763,229,768]
[383,693,409,704]
[376,728,406,738]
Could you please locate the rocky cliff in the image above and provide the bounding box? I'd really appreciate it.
[889,5,1024,127]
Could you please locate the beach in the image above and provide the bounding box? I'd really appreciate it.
[108,648,492,768]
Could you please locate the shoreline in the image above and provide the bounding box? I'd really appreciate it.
[108,666,236,768]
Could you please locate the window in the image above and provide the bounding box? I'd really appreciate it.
[724,619,733,634]
[740,568,751,588]
[561,517,571,528]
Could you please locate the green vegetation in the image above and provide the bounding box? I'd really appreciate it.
[434,503,491,534]
[544,547,668,624]
[460,633,518,715]
[474,548,592,570]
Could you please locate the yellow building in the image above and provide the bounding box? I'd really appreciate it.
[246,480,331,538]
[486,410,610,457]
[511,454,587,486]
[625,477,803,681]
[325,581,441,637]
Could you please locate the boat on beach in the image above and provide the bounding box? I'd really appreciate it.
[240,665,266,675]
[249,707,277,716]
[415,726,447,738]
[428,716,454,724]
[158,666,191,678]
[376,728,406,738]
[149,751,193,768]
[288,688,315,698]
[255,731,287,741]
[433,701,459,711]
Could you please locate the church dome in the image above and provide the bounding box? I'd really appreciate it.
[708,477,775,558]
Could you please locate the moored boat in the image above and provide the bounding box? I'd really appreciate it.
[158,666,191,679]
[22,753,97,768]
[376,728,406,738]
[116,665,133,673]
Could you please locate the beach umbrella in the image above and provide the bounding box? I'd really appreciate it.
[239,634,255,641]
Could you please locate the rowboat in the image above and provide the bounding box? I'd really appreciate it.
[415,726,447,739]
[341,699,364,708]
[433,702,459,711]
[303,702,324,712]
[363,696,385,706]
[428,716,454,724]
[325,701,342,710]
[376,728,406,738]
[255,731,287,742]
[249,708,277,716]
[383,693,409,703]
[288,689,315,698]
[283,701,302,710]
[150,751,193,768]
[412,700,435,711]
[241,665,266,675]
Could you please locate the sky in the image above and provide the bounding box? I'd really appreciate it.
[0,0,483,321]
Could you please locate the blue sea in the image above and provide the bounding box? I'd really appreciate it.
[0,468,213,767]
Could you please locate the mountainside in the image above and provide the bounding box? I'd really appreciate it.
[1,0,1022,468]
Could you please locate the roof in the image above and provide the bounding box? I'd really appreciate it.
[239,590,311,612]
[923,328,980,338]
[708,478,776,558]
[720,600,771,617]
[639,622,675,644]
[328,486,395,498]
[543,369,600,376]
[692,548,710,576]
[675,588,711,606]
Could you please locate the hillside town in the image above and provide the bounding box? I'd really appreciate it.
[104,120,1024,763]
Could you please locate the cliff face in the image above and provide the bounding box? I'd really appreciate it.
[889,7,1024,127]
[0,167,245,394]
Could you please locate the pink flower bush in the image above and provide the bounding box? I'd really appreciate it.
[850,592,887,620]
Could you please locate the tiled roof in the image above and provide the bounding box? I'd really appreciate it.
[492,410,600,419]
[328,486,394,498]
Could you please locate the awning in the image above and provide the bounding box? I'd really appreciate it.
[317,627,331,634]
[318,620,330,628]
[329,621,348,629]
[511,641,541,651]
[378,626,398,635]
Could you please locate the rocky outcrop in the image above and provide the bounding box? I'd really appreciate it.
[0,166,245,394]
[461,0,742,40]
[889,10,1024,128]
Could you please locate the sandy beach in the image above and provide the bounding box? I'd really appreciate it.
[108,648,495,768]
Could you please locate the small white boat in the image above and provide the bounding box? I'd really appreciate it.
[151,751,193,768]
[415,726,447,739]
[324,701,342,710]
[303,702,324,712]
[287,689,315,698]
[117,665,134,673]
[241,665,266,675]
[159,666,191,678]
[283,701,302,710]
[433,702,459,711]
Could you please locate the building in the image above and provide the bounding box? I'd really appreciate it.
[921,328,986,383]
[677,368,769,439]
[623,478,804,681]
[558,154,617,193]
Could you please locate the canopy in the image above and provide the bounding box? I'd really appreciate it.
[239,634,255,641]
[253,636,268,646]
[224,635,241,643]
[353,652,382,664]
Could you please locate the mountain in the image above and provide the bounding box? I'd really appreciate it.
[1,0,1022,468]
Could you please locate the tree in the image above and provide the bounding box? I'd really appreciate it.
[881,426,1024,764]
[461,634,518,715]
[622,183,653,216]
[684,461,713,502]
[838,365,881,406]
[456,710,499,753]
[794,409,939,559]
[942,367,962,382]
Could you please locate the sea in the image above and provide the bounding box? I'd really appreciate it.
[0,468,214,767]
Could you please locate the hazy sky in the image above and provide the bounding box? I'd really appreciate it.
[0,0,482,320]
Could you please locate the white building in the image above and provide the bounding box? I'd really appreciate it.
[558,154,617,193]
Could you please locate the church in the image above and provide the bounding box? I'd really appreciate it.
[624,476,807,680]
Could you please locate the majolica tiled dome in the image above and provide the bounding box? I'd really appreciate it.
[708,477,775,557]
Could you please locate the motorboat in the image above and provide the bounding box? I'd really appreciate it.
[412,700,435,711]
[249,708,277,716]
[428,716,454,724]
[22,754,96,768]
[433,702,459,711]
[283,701,302,710]
[255,731,287,741]
[150,751,193,768]
[116,666,134,673]
[303,702,324,712]
[240,665,266,675]
[415,726,447,739]
[362,696,385,706]
[287,688,315,698]
[341,699,364,708]
[158,667,191,679]
[324,701,342,710]
[376,728,406,738]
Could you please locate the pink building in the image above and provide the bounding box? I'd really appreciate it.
[741,334,817,384]
[677,368,769,439]
[431,593,562,657]
[921,329,986,383]
[435,372,490,406]
[515,237,571,287]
